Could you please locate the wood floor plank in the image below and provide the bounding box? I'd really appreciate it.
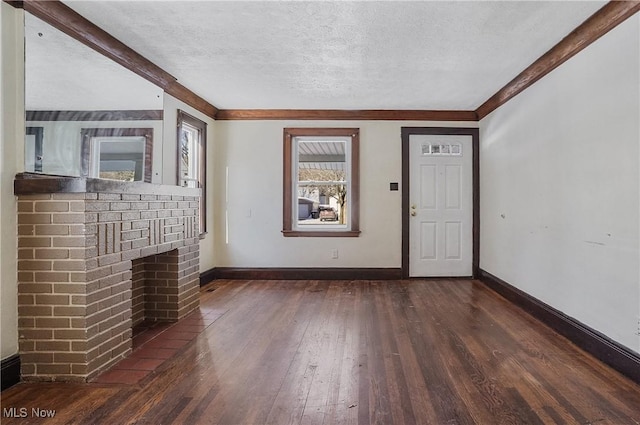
[264,283,329,425]
[374,282,417,425]
[407,281,490,424]
[385,284,440,423]
[474,289,618,424]
[2,279,639,424]
[299,282,357,425]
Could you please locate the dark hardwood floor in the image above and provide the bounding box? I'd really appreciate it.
[2,279,640,424]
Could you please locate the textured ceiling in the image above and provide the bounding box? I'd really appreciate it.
[53,1,606,111]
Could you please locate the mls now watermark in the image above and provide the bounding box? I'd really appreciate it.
[3,407,56,418]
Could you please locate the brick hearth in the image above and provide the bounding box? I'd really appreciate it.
[15,174,201,382]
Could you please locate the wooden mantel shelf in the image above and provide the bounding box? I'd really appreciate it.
[14,173,200,197]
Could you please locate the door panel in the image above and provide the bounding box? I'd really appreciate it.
[420,165,437,209]
[445,221,462,260]
[409,134,473,277]
[420,222,437,259]
[445,165,462,209]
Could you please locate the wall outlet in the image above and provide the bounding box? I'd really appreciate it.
[331,249,339,259]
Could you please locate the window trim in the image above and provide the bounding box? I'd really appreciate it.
[283,128,360,237]
[80,127,153,183]
[177,110,207,236]
[25,126,44,172]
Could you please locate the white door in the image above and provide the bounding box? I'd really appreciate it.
[409,134,473,277]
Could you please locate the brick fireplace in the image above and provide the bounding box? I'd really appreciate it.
[14,174,201,382]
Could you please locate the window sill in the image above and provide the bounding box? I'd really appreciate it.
[282,230,361,238]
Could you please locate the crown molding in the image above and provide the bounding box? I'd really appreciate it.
[216,109,478,121]
[165,81,218,119]
[10,0,638,122]
[476,1,640,120]
[26,110,163,122]
[4,1,24,8]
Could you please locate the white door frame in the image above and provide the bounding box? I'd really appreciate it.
[401,127,479,279]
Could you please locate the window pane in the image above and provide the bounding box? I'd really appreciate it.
[296,140,348,227]
[97,137,145,182]
[298,141,346,182]
[283,128,359,236]
[83,131,150,182]
[180,123,199,188]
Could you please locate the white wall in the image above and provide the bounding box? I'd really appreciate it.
[163,94,216,273]
[1,2,24,360]
[480,15,640,354]
[214,120,476,268]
